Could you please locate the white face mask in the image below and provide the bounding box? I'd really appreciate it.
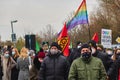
[77,46,81,49]
[12,51,15,55]
[33,53,35,57]
[50,49,58,55]
[91,48,96,54]
[44,50,49,53]
[4,54,9,58]
[107,51,112,55]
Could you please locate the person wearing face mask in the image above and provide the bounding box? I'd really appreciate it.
[41,41,49,55]
[97,44,105,53]
[11,48,19,80]
[106,48,113,58]
[68,41,82,65]
[110,48,120,80]
[68,43,107,80]
[29,50,45,80]
[88,40,114,80]
[38,42,70,80]
[2,50,16,80]
[28,50,36,70]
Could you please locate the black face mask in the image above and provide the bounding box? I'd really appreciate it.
[116,53,120,59]
[81,52,91,61]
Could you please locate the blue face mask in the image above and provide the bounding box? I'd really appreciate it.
[4,54,9,58]
[12,51,15,55]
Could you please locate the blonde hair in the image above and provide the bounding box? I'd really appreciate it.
[12,48,19,58]
[20,47,28,58]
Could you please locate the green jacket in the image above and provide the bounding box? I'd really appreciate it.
[68,56,107,80]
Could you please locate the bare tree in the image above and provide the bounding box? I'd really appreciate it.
[40,24,56,44]
[89,0,120,43]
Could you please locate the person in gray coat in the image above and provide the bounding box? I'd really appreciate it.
[17,47,30,80]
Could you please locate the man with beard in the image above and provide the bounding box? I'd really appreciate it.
[68,43,107,80]
[68,41,82,65]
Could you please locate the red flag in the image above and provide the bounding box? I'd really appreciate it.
[57,23,69,57]
[92,32,99,43]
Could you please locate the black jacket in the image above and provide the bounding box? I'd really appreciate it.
[93,51,114,80]
[33,56,41,70]
[38,52,70,80]
[68,48,80,65]
[111,56,120,80]
[11,57,19,80]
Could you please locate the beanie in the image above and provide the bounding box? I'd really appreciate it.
[97,44,104,50]
[42,42,49,46]
[76,41,82,47]
[50,42,60,50]
[88,40,97,49]
[38,52,45,58]
[79,44,91,52]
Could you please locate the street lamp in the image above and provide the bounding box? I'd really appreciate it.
[11,20,17,42]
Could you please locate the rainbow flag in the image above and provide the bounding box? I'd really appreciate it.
[67,0,88,30]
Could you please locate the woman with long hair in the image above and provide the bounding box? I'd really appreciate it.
[17,47,30,80]
[2,50,16,80]
[11,47,20,80]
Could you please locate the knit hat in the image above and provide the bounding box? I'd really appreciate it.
[42,42,49,46]
[38,52,45,58]
[80,43,91,52]
[97,44,104,50]
[76,41,82,46]
[50,42,60,50]
[88,40,97,49]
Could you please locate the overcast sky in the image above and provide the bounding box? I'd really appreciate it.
[0,0,98,41]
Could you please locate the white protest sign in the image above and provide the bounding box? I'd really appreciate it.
[101,29,112,48]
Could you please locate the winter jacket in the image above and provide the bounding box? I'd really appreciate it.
[68,48,81,65]
[2,56,16,80]
[33,56,41,70]
[93,51,114,79]
[110,56,120,80]
[38,52,70,80]
[11,56,19,80]
[68,56,107,80]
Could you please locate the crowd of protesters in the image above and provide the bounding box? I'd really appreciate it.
[0,40,120,80]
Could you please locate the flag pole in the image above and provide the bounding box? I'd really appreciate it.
[85,0,91,40]
[88,23,91,40]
